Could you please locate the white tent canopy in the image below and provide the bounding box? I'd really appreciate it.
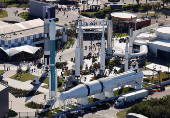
[0,45,41,57]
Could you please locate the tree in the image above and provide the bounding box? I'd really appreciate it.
[103,4,106,12]
[152,2,161,17]
[164,0,170,7]
[161,0,165,9]
[136,0,140,4]
[168,63,170,78]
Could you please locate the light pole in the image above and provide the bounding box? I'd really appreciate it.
[152,65,156,83]
[9,100,12,109]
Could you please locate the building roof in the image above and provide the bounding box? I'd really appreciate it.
[0,19,63,40]
[0,82,8,91]
[149,40,170,48]
[111,12,137,21]
[0,45,41,57]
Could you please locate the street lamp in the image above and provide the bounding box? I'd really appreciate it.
[9,100,12,109]
[152,65,156,83]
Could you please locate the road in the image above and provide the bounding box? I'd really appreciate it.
[81,86,170,118]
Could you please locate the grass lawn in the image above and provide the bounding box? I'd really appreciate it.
[116,108,130,118]
[0,70,4,75]
[145,61,152,65]
[82,12,97,15]
[19,12,38,20]
[63,40,75,49]
[10,71,37,82]
[142,13,164,17]
[0,10,8,18]
[142,82,151,87]
[115,33,129,38]
[143,71,169,84]
[114,87,135,96]
[41,77,64,92]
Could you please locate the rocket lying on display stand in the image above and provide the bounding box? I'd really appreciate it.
[129,24,133,54]
[100,20,105,72]
[49,20,57,98]
[107,14,113,55]
[59,70,143,103]
[78,15,84,65]
[75,37,80,77]
[124,40,129,72]
[44,12,50,70]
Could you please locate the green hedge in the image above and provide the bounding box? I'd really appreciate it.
[127,95,170,118]
[7,3,29,8]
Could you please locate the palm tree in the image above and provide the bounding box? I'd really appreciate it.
[161,0,165,9]
[136,0,140,4]
[103,4,106,12]
[168,63,170,78]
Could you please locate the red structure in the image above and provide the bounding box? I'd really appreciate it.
[122,18,151,31]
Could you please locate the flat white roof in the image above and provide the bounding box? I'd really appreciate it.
[149,40,170,48]
[77,25,107,30]
[0,19,44,35]
[156,26,170,34]
[88,0,101,5]
[111,12,137,19]
[136,32,156,39]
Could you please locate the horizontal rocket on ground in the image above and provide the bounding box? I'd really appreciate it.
[59,70,143,100]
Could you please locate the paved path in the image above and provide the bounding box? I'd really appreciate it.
[0,7,25,22]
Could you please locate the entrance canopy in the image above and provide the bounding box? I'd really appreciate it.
[0,45,41,57]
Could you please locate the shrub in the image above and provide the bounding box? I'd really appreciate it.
[56,62,67,68]
[92,58,97,63]
[25,101,44,109]
[143,78,150,83]
[81,70,89,75]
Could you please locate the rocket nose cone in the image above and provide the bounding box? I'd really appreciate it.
[50,20,56,28]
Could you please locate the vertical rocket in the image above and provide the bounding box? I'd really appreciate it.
[100,20,105,71]
[44,12,50,70]
[124,40,129,72]
[78,15,84,65]
[49,20,57,98]
[75,37,80,77]
[129,24,133,54]
[107,14,113,55]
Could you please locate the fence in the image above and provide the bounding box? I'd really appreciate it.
[8,111,38,118]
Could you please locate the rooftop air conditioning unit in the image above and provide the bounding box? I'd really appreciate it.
[150,28,155,33]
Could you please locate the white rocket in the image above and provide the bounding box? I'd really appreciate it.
[44,12,50,70]
[124,40,129,72]
[107,14,113,55]
[100,20,105,71]
[75,37,80,77]
[78,15,84,65]
[49,20,57,98]
[129,24,133,54]
[59,70,143,101]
